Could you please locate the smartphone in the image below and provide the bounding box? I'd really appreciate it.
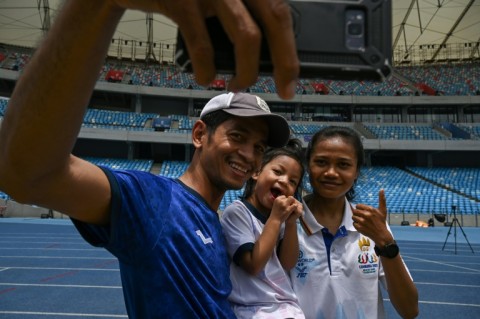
[175,0,392,81]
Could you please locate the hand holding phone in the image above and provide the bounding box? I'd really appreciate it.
[176,0,392,81]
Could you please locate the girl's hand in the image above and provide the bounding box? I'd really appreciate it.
[271,195,301,224]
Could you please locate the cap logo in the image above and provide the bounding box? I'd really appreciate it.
[255,96,271,113]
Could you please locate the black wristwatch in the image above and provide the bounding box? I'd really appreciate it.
[374,241,399,259]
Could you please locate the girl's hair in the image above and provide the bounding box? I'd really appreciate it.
[305,126,364,201]
[242,138,305,200]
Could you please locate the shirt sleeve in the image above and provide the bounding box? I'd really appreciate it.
[70,166,118,248]
[220,201,256,265]
[71,167,171,262]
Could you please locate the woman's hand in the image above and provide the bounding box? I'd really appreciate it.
[352,189,394,246]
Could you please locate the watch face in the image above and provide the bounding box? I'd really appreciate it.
[385,243,399,258]
[375,242,399,258]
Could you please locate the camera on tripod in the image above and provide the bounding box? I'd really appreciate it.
[443,205,457,227]
[442,203,474,254]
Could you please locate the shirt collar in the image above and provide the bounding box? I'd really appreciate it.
[174,178,217,212]
[299,194,356,236]
[241,199,268,224]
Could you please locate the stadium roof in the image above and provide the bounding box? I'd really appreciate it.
[0,0,479,64]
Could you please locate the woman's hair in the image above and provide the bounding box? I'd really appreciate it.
[305,126,364,201]
[242,138,305,200]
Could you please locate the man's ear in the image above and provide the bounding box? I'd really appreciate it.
[192,120,208,149]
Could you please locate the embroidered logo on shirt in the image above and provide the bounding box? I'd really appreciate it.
[357,237,378,274]
[196,230,213,244]
[294,250,315,279]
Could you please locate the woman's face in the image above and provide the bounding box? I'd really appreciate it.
[308,136,359,200]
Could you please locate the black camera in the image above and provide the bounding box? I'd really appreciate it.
[175,0,392,81]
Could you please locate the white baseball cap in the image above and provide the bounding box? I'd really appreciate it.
[200,92,290,147]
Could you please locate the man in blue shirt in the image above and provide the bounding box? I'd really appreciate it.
[0,0,296,317]
[72,92,290,318]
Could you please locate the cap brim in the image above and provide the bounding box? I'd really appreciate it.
[223,109,290,147]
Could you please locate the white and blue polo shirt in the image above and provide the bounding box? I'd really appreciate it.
[290,195,394,319]
[221,200,304,319]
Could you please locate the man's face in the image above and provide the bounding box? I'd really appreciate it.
[200,116,269,192]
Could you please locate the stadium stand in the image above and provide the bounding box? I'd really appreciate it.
[365,124,451,140]
[0,96,7,201]
[459,123,480,139]
[290,123,328,142]
[1,47,479,96]
[352,166,479,215]
[397,64,480,96]
[82,108,158,131]
[407,167,480,202]
[0,44,479,225]
[0,96,7,115]
[84,157,154,172]
[91,60,479,96]
[154,162,480,216]
[299,166,480,216]
[158,160,188,178]
[0,156,155,200]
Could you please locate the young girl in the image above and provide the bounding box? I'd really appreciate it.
[220,138,306,319]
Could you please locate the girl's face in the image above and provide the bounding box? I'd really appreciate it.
[250,155,302,215]
[308,136,359,200]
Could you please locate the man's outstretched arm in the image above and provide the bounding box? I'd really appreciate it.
[0,1,124,225]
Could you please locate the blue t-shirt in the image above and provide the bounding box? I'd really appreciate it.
[72,167,235,319]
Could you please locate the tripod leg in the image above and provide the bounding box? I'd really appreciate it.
[454,218,457,255]
[442,221,454,251]
[456,221,475,254]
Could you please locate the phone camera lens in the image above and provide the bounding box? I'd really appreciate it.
[348,23,363,36]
